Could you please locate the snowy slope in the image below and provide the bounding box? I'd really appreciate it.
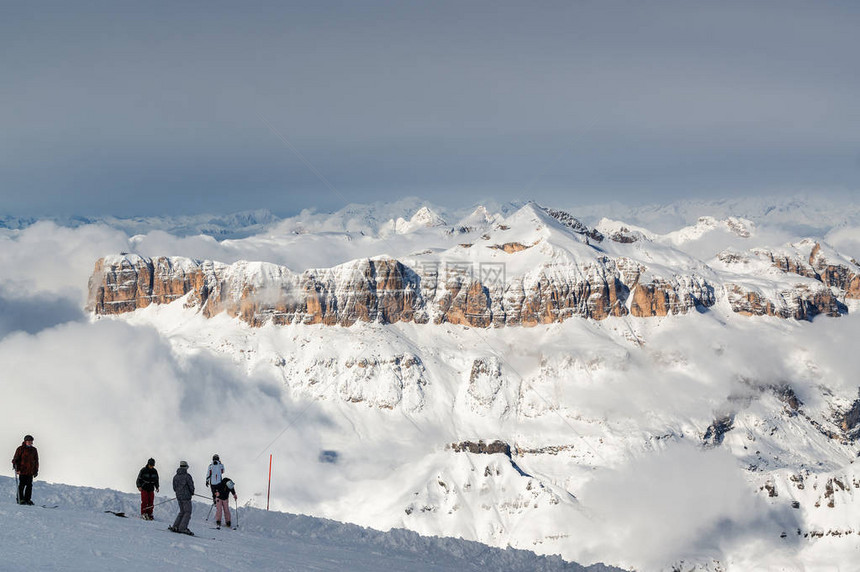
[0,477,617,572]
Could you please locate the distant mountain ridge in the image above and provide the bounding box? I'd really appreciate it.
[88,203,860,326]
[0,209,280,239]
[6,191,858,239]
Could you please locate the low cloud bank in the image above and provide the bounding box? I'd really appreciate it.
[578,443,800,569]
[0,222,129,301]
[0,319,343,512]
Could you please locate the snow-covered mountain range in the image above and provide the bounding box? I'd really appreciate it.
[3,194,860,571]
[88,203,859,328]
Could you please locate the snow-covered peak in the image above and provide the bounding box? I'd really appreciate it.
[502,202,553,228]
[449,205,501,234]
[393,206,448,234]
[654,215,760,261]
[666,216,756,245]
[467,205,493,223]
[471,203,578,258]
[594,218,654,243]
[413,206,447,227]
[498,203,595,241]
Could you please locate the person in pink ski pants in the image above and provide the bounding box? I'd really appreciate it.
[213,477,237,528]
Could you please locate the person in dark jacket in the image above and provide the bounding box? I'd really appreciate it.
[169,460,195,535]
[11,435,39,505]
[213,476,238,529]
[136,458,160,520]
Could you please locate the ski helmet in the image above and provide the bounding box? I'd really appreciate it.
[148,458,155,466]
[23,435,34,442]
[213,454,220,462]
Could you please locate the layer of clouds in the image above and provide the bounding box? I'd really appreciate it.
[4,215,860,434]
[0,223,372,507]
[578,442,799,569]
[553,309,860,441]
[0,222,129,339]
[0,222,130,302]
[0,317,350,509]
[827,226,860,261]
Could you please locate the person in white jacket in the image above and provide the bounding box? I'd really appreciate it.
[205,454,224,500]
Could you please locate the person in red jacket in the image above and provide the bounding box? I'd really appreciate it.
[12,434,39,505]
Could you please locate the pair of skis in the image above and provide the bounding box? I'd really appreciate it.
[163,528,220,541]
[14,496,57,509]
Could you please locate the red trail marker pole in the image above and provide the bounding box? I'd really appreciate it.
[267,454,272,511]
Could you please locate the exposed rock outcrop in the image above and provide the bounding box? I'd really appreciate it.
[773,384,802,415]
[703,414,735,447]
[465,357,509,415]
[753,242,860,300]
[88,256,214,315]
[449,440,512,457]
[89,255,427,327]
[839,398,860,438]
[606,227,639,243]
[809,243,860,299]
[489,242,533,253]
[543,208,604,242]
[89,253,718,327]
[727,283,841,319]
[629,278,714,317]
[88,236,858,328]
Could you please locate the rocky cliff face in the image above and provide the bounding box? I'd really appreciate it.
[754,242,860,298]
[718,240,859,319]
[88,255,216,314]
[88,240,859,327]
[86,204,860,328]
[727,283,843,320]
[88,252,724,327]
[88,255,427,326]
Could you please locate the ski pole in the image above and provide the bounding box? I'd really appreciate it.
[193,492,216,521]
[141,497,176,512]
[234,496,239,529]
[14,473,20,505]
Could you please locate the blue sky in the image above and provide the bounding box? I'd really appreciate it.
[2,1,859,217]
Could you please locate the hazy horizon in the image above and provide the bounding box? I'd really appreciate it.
[2,1,859,218]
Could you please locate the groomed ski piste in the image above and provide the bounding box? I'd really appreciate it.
[0,476,621,572]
